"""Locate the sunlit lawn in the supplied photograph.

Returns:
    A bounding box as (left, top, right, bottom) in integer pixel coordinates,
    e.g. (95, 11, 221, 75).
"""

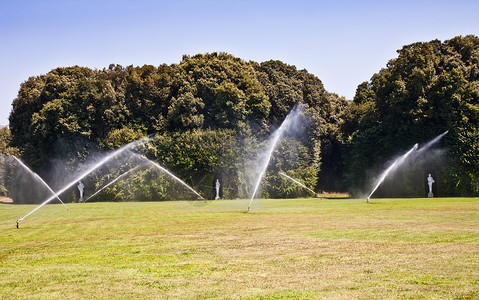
(1, 197, 479, 299)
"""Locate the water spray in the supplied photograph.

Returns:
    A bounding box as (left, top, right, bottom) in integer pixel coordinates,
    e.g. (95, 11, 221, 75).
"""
(248, 105, 304, 211)
(9, 154, 69, 211)
(15, 135, 152, 227)
(279, 172, 317, 196)
(248, 128, 283, 211)
(365, 131, 448, 202)
(415, 131, 448, 156)
(133, 153, 205, 200)
(84, 164, 145, 203)
(366, 143, 418, 202)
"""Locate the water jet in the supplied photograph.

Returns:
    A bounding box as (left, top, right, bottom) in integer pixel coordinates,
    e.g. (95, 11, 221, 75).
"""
(366, 143, 418, 202)
(248, 105, 304, 211)
(9, 154, 68, 210)
(84, 163, 145, 203)
(279, 172, 317, 196)
(133, 153, 205, 200)
(365, 131, 448, 202)
(15, 135, 152, 226)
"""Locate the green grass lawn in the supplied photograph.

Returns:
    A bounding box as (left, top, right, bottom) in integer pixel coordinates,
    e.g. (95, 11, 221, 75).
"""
(1, 197, 479, 299)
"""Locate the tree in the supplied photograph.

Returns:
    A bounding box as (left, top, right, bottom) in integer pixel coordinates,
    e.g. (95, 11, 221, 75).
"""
(7, 53, 349, 201)
(344, 35, 479, 196)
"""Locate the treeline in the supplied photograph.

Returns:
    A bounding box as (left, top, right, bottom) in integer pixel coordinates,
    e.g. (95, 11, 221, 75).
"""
(344, 35, 479, 196)
(2, 35, 479, 202)
(4, 52, 347, 202)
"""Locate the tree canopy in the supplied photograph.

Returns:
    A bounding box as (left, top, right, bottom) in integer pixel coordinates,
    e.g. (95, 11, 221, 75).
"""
(344, 35, 479, 196)
(7, 53, 347, 202)
(5, 35, 479, 202)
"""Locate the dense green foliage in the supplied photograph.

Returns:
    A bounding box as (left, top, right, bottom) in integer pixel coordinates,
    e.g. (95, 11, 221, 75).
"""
(7, 53, 347, 203)
(5, 35, 479, 202)
(344, 35, 479, 196)
(0, 127, 19, 197)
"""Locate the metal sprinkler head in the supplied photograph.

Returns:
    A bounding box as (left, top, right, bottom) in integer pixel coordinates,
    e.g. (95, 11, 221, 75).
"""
(16, 220, 19, 229)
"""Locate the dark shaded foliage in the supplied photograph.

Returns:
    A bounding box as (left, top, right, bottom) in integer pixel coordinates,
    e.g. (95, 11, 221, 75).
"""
(344, 35, 479, 197)
(7, 53, 347, 202)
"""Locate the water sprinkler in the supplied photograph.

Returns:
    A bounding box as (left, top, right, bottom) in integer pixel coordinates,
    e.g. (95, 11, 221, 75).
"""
(10, 154, 69, 211)
(14, 136, 150, 226)
(16, 219, 20, 228)
(279, 172, 317, 195)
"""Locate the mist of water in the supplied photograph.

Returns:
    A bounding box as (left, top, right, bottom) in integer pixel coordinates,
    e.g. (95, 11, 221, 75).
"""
(84, 164, 145, 203)
(133, 153, 205, 200)
(414, 131, 448, 157)
(16, 135, 151, 226)
(365, 130, 449, 201)
(366, 143, 418, 201)
(248, 105, 303, 211)
(9, 155, 69, 210)
(279, 172, 317, 196)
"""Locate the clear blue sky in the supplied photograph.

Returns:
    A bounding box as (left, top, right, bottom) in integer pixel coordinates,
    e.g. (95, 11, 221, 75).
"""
(1, 0, 478, 126)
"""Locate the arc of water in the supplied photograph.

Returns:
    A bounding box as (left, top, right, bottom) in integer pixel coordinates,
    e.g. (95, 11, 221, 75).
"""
(16, 136, 151, 227)
(10, 154, 68, 210)
(365, 131, 448, 202)
(279, 172, 317, 196)
(366, 160, 398, 202)
(415, 131, 448, 157)
(248, 128, 283, 211)
(366, 143, 418, 202)
(247, 105, 304, 211)
(396, 143, 419, 166)
(84, 164, 145, 203)
(133, 153, 205, 200)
